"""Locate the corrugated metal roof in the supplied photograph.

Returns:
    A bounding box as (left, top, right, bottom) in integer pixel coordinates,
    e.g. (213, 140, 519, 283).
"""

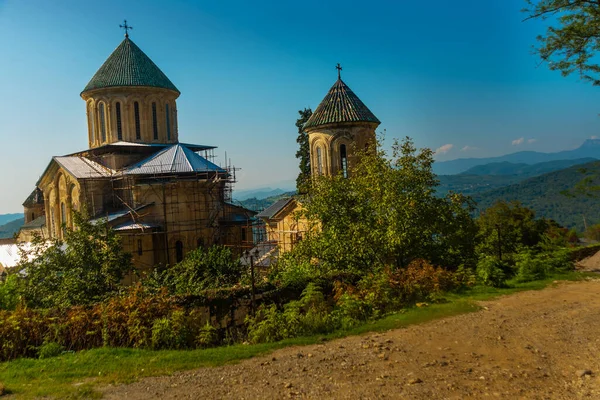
(125, 144, 225, 175)
(54, 156, 114, 179)
(0, 244, 19, 268)
(113, 222, 160, 231)
(304, 78, 380, 130)
(82, 38, 179, 94)
(256, 198, 294, 219)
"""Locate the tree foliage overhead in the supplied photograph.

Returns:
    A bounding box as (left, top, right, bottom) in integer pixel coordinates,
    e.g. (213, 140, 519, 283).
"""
(295, 108, 313, 193)
(524, 0, 600, 85)
(288, 137, 477, 275)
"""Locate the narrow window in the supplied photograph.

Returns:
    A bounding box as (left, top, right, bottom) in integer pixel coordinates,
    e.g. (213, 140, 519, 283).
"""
(197, 238, 204, 248)
(115, 102, 122, 140)
(340, 144, 348, 178)
(317, 147, 323, 175)
(30, 212, 34, 221)
(175, 240, 184, 262)
(137, 239, 143, 256)
(134, 101, 141, 140)
(60, 202, 67, 235)
(166, 103, 171, 140)
(51, 209, 56, 238)
(152, 102, 158, 140)
(241, 227, 247, 242)
(88, 104, 96, 144)
(99, 103, 106, 143)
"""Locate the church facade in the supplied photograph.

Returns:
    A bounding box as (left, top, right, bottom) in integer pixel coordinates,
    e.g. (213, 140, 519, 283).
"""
(256, 68, 380, 258)
(18, 32, 255, 273)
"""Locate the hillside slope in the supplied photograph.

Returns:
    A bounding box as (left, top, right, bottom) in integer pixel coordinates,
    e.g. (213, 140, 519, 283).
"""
(0, 217, 24, 239)
(473, 161, 600, 231)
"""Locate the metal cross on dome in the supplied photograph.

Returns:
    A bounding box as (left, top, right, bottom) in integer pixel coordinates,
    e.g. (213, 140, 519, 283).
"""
(120, 20, 133, 38)
(336, 63, 342, 79)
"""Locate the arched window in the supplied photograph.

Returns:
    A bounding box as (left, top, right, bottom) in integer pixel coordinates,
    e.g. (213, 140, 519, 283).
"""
(99, 103, 107, 143)
(166, 103, 171, 140)
(317, 147, 323, 175)
(87, 103, 96, 144)
(30, 213, 34, 221)
(115, 102, 123, 140)
(137, 239, 143, 256)
(152, 102, 158, 140)
(134, 101, 141, 140)
(340, 144, 348, 178)
(175, 240, 184, 263)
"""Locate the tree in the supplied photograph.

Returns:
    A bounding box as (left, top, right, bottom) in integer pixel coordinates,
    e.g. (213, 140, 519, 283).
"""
(476, 201, 549, 260)
(295, 108, 313, 193)
(159, 245, 242, 294)
(16, 212, 133, 308)
(289, 136, 477, 275)
(524, 0, 600, 85)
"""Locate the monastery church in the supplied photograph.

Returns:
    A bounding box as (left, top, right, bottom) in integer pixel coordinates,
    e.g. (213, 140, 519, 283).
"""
(1, 26, 381, 272)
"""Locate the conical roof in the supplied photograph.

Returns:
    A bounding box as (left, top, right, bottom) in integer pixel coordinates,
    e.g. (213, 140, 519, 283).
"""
(82, 37, 179, 94)
(304, 79, 380, 130)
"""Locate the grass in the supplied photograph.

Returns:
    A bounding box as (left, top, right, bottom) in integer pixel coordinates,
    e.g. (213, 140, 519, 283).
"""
(0, 270, 596, 399)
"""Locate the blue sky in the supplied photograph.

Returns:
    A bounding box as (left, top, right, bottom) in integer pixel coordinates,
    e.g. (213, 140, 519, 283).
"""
(0, 0, 599, 213)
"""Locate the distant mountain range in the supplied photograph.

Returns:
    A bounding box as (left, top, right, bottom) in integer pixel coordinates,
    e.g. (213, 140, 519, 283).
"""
(434, 139, 600, 175)
(0, 213, 23, 226)
(0, 217, 24, 239)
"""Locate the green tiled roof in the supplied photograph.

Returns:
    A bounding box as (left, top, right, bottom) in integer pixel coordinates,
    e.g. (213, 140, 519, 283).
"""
(82, 38, 179, 94)
(304, 78, 380, 130)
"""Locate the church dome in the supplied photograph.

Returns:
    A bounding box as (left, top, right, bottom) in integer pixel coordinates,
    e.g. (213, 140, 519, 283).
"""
(81, 37, 179, 95)
(304, 78, 380, 130)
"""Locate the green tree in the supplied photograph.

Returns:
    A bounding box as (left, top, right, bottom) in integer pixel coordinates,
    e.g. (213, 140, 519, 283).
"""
(295, 108, 313, 193)
(289, 136, 477, 275)
(160, 245, 242, 294)
(16, 212, 133, 308)
(476, 201, 549, 261)
(524, 0, 600, 85)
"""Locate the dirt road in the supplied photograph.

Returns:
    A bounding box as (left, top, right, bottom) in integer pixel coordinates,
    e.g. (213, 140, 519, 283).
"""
(103, 279, 600, 399)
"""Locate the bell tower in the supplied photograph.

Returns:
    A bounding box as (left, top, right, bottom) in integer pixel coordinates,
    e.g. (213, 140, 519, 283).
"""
(80, 21, 180, 149)
(304, 65, 380, 178)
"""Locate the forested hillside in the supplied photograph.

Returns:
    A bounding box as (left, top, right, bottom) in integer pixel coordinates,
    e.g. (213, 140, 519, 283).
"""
(473, 161, 600, 231)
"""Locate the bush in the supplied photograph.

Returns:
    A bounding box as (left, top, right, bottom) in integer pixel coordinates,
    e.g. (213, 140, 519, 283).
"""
(0, 274, 20, 311)
(38, 342, 63, 359)
(196, 322, 219, 348)
(514, 251, 547, 283)
(246, 283, 336, 343)
(476, 256, 509, 287)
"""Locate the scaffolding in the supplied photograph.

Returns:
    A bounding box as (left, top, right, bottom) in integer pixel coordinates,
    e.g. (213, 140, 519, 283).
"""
(69, 144, 257, 270)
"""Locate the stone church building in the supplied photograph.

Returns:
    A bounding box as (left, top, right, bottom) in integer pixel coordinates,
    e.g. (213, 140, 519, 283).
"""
(17, 32, 255, 272)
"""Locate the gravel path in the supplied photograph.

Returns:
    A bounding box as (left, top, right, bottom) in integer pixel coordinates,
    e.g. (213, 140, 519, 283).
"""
(102, 279, 600, 399)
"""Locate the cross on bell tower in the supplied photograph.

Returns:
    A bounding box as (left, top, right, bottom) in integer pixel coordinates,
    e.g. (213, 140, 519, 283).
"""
(336, 63, 342, 79)
(120, 19, 133, 38)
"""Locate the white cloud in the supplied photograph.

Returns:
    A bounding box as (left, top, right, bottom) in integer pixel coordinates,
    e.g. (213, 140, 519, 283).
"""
(512, 137, 525, 145)
(461, 145, 477, 152)
(527, 138, 537, 144)
(435, 144, 454, 155)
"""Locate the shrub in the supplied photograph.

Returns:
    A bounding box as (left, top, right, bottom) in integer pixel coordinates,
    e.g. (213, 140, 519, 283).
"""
(476, 256, 509, 287)
(151, 311, 189, 350)
(38, 342, 63, 359)
(514, 251, 546, 283)
(196, 322, 219, 348)
(0, 274, 20, 311)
